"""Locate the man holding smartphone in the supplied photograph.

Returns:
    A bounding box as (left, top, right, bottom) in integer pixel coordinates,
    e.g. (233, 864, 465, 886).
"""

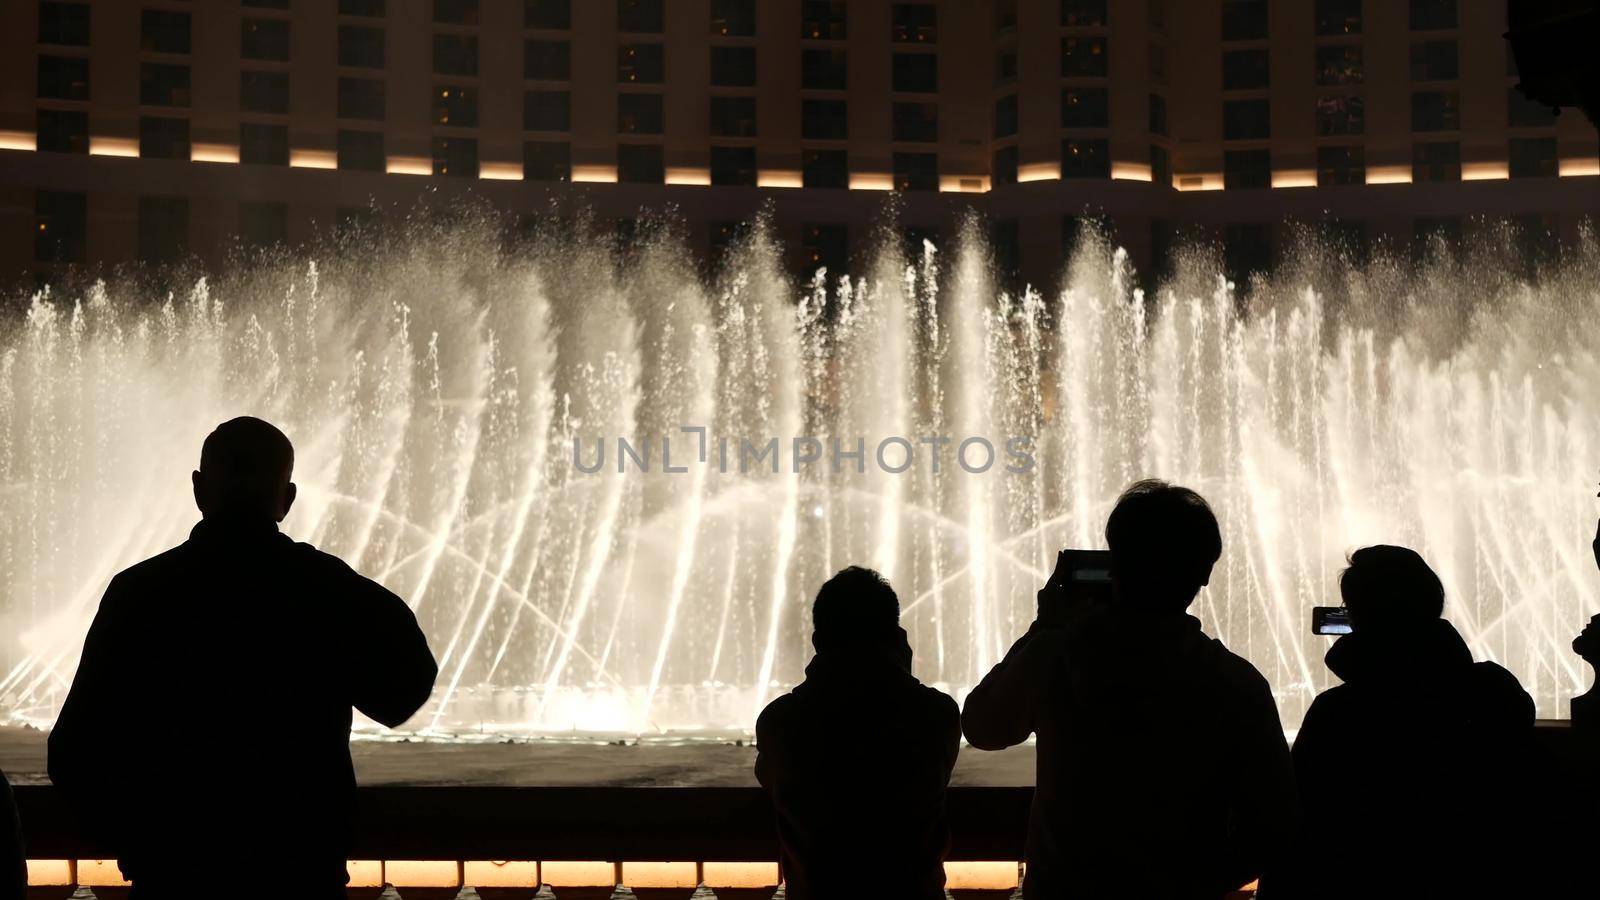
(962, 480, 1297, 899)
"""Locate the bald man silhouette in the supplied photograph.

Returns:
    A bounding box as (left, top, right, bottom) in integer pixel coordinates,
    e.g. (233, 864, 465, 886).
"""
(49, 417, 438, 900)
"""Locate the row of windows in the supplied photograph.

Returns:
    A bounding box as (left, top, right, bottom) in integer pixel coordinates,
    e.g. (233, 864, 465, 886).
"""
(1213, 138, 1561, 189)
(1222, 41, 1467, 91)
(1223, 0, 1462, 42)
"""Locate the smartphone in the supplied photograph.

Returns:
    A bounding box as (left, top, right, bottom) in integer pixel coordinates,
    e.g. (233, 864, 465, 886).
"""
(1312, 606, 1352, 635)
(1057, 549, 1115, 603)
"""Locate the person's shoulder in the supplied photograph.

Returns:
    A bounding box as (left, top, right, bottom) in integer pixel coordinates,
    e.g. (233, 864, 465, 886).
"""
(1468, 660, 1534, 715)
(755, 692, 799, 737)
(912, 681, 961, 723)
(107, 542, 193, 590)
(1206, 639, 1274, 695)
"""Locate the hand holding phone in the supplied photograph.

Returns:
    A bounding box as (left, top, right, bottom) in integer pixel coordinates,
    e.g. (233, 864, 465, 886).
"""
(1038, 549, 1115, 626)
(1312, 606, 1352, 635)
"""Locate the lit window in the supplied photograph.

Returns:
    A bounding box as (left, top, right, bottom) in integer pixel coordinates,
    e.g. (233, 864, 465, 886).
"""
(1315, 45, 1362, 86)
(433, 85, 478, 127)
(1061, 139, 1109, 178)
(618, 44, 665, 83)
(892, 4, 937, 42)
(1060, 37, 1107, 78)
(1316, 94, 1364, 135)
(710, 0, 755, 36)
(432, 136, 479, 177)
(801, 1, 847, 39)
(1314, 0, 1361, 35)
(35, 190, 86, 263)
(1061, 87, 1109, 127)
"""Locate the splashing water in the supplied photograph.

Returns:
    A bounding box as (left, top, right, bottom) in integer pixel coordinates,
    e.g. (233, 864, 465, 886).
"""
(1, 218, 1597, 736)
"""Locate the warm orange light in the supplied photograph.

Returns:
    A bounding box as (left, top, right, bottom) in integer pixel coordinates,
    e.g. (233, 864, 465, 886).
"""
(665, 166, 712, 186)
(386, 155, 432, 176)
(191, 143, 240, 164)
(346, 860, 385, 888)
(757, 169, 803, 188)
(944, 861, 1021, 890)
(621, 861, 698, 888)
(89, 136, 139, 158)
(939, 174, 989, 193)
(464, 860, 539, 889)
(1559, 157, 1600, 177)
(701, 862, 780, 888)
(76, 860, 129, 887)
(541, 861, 616, 888)
(1111, 161, 1153, 182)
(289, 148, 338, 169)
(26, 860, 74, 887)
(1366, 165, 1413, 185)
(1461, 161, 1510, 181)
(1175, 173, 1225, 191)
(0, 130, 36, 151)
(849, 172, 894, 190)
(571, 164, 620, 183)
(1271, 169, 1317, 189)
(480, 161, 525, 180)
(1017, 162, 1061, 183)
(385, 860, 461, 889)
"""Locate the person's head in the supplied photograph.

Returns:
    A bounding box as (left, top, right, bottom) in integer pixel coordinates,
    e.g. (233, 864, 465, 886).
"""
(812, 566, 902, 655)
(1574, 614, 1600, 664)
(192, 417, 296, 523)
(1104, 479, 1222, 613)
(1339, 545, 1444, 633)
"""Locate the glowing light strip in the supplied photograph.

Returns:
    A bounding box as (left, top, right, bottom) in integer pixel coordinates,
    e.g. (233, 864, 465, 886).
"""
(939, 174, 989, 192)
(346, 861, 384, 889)
(289, 148, 337, 169)
(945, 861, 1021, 890)
(849, 172, 894, 190)
(1271, 169, 1316, 189)
(665, 166, 711, 185)
(191, 143, 240, 164)
(385, 860, 462, 889)
(757, 169, 803, 188)
(75, 860, 129, 888)
(385, 155, 431, 175)
(25, 860, 73, 887)
(464, 860, 539, 888)
(89, 136, 138, 158)
(540, 861, 616, 888)
(1559, 156, 1600, 177)
(1461, 161, 1510, 181)
(1175, 173, 1224, 191)
(571, 164, 619, 183)
(1366, 165, 1413, 185)
(621, 861, 699, 888)
(480, 161, 524, 180)
(1017, 162, 1060, 183)
(1111, 161, 1152, 182)
(702, 861, 781, 888)
(0, 130, 36, 151)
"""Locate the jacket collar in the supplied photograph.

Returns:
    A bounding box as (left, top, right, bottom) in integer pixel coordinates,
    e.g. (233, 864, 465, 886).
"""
(1325, 618, 1474, 685)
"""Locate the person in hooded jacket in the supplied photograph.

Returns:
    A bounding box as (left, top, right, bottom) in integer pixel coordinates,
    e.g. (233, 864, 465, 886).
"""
(1288, 545, 1536, 900)
(754, 566, 961, 900)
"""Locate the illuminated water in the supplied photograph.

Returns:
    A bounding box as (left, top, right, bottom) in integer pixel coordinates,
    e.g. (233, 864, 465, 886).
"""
(2, 218, 1596, 735)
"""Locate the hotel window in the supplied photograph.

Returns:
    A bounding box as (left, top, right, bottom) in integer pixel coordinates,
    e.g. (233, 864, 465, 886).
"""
(1413, 216, 1462, 259)
(1411, 91, 1458, 131)
(892, 4, 937, 43)
(711, 96, 757, 136)
(1315, 45, 1362, 85)
(433, 86, 477, 127)
(242, 18, 290, 62)
(619, 0, 664, 33)
(1221, 0, 1268, 41)
(1223, 99, 1270, 140)
(140, 63, 191, 107)
(337, 129, 385, 171)
(432, 136, 478, 177)
(711, 47, 757, 86)
(524, 90, 569, 131)
(241, 71, 290, 114)
(1316, 94, 1364, 135)
(893, 102, 937, 143)
(38, 2, 89, 46)
(524, 140, 570, 181)
(617, 143, 664, 183)
(341, 0, 385, 15)
(710, 221, 743, 268)
(1409, 0, 1455, 31)
(1061, 87, 1109, 128)
(1317, 145, 1364, 185)
(994, 95, 1017, 138)
(803, 149, 848, 188)
(37, 56, 88, 101)
(140, 116, 189, 159)
(527, 0, 569, 29)
(138, 196, 188, 263)
(240, 123, 288, 165)
(893, 152, 938, 191)
(141, 10, 191, 54)
(802, 99, 848, 139)
(1409, 41, 1457, 81)
(1062, 139, 1109, 178)
(1225, 225, 1272, 283)
(618, 92, 664, 134)
(1061, 0, 1107, 28)
(801, 1, 848, 40)
(892, 53, 937, 92)
(802, 49, 847, 90)
(526, 41, 570, 80)
(433, 0, 479, 25)
(1315, 0, 1361, 35)
(35, 190, 86, 263)
(1508, 88, 1557, 128)
(1148, 94, 1167, 135)
(240, 202, 288, 250)
(1149, 44, 1166, 83)
(992, 145, 1018, 186)
(1509, 137, 1557, 178)
(337, 207, 376, 236)
(433, 35, 478, 77)
(711, 146, 757, 186)
(337, 77, 385, 120)
(802, 224, 848, 276)
(340, 27, 385, 68)
(1224, 149, 1270, 188)
(1151, 144, 1171, 186)
(619, 44, 665, 83)
(996, 49, 1017, 85)
(1060, 38, 1107, 78)
(711, 0, 756, 36)
(37, 109, 86, 153)
(1222, 49, 1269, 90)
(1412, 140, 1460, 181)
(991, 219, 1018, 285)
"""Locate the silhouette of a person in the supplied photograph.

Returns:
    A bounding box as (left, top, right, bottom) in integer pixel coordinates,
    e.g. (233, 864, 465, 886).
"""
(48, 417, 438, 900)
(963, 479, 1297, 899)
(754, 566, 960, 900)
(1287, 545, 1534, 899)
(0, 768, 21, 900)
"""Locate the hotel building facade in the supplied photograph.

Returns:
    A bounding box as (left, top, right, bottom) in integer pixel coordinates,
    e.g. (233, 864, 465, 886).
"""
(2, 0, 1597, 290)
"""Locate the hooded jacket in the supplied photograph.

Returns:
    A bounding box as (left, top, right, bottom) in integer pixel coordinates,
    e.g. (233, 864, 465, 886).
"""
(1287, 618, 1535, 900)
(963, 605, 1298, 900)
